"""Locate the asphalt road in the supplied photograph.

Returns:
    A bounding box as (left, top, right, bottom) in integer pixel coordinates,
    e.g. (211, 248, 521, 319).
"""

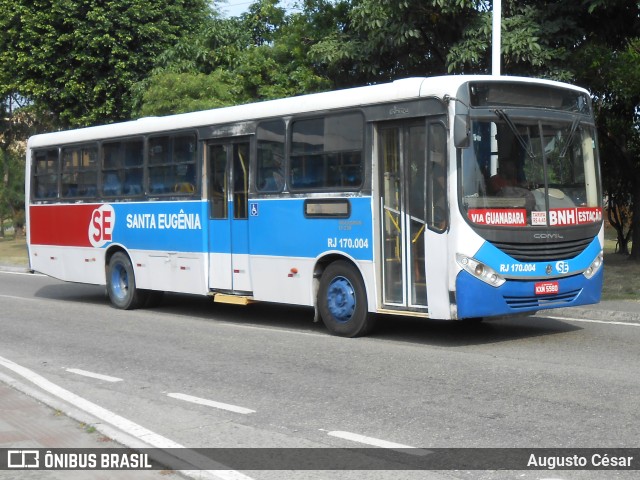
(1, 270, 639, 480)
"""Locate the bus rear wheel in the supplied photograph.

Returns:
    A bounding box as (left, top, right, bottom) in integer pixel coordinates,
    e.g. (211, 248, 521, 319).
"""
(106, 252, 147, 310)
(318, 260, 374, 337)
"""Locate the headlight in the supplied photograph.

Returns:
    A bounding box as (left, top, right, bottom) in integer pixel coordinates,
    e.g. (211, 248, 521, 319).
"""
(583, 250, 604, 279)
(456, 254, 506, 287)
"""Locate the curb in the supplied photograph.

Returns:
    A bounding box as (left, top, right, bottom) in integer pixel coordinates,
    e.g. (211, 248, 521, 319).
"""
(0, 369, 246, 480)
(0, 264, 31, 274)
(542, 306, 640, 325)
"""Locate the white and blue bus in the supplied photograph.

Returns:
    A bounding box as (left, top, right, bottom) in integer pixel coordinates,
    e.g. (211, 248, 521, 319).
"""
(26, 76, 604, 336)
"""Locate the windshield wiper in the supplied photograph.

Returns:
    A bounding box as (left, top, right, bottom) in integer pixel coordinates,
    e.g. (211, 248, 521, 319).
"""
(559, 116, 580, 158)
(493, 109, 536, 160)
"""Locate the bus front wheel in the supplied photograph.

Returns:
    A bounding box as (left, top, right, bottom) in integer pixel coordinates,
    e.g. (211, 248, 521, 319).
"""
(318, 261, 374, 337)
(106, 252, 147, 310)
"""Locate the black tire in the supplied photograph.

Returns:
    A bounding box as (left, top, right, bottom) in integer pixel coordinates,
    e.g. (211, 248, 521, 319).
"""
(317, 260, 374, 337)
(106, 252, 147, 310)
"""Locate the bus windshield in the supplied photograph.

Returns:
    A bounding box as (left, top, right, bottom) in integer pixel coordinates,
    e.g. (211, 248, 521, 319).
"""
(460, 114, 602, 228)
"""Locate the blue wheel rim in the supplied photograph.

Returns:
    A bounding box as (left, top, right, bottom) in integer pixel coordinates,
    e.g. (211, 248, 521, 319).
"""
(110, 263, 129, 301)
(326, 276, 356, 323)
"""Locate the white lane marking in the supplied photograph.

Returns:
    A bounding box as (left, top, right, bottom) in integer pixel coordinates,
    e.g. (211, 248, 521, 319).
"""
(218, 322, 325, 337)
(0, 294, 36, 301)
(324, 430, 430, 456)
(0, 270, 44, 276)
(0, 355, 254, 480)
(66, 368, 123, 383)
(167, 392, 255, 415)
(543, 316, 640, 327)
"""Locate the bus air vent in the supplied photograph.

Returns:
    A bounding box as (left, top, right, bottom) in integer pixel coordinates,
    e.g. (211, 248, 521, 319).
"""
(492, 237, 592, 262)
(504, 289, 582, 309)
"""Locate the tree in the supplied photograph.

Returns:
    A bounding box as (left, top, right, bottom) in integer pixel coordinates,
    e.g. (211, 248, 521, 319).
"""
(137, 71, 245, 117)
(0, 0, 209, 128)
(576, 38, 640, 257)
(311, 0, 485, 86)
(569, 1, 640, 258)
(0, 94, 32, 236)
(134, 0, 339, 116)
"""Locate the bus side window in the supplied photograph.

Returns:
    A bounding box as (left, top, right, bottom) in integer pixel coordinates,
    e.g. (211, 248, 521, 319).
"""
(61, 144, 98, 198)
(256, 120, 285, 193)
(102, 139, 143, 198)
(209, 144, 228, 219)
(33, 149, 59, 200)
(428, 123, 447, 232)
(233, 143, 249, 219)
(289, 113, 364, 191)
(148, 133, 197, 195)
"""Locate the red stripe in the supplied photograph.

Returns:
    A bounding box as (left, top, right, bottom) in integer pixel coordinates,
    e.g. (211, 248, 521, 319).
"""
(29, 204, 97, 247)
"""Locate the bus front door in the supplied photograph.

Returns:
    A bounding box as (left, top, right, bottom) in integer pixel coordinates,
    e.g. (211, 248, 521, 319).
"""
(379, 122, 429, 309)
(207, 140, 252, 293)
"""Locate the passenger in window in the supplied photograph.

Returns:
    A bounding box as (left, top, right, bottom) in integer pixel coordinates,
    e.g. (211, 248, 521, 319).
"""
(260, 154, 284, 192)
(489, 159, 519, 194)
(489, 158, 536, 213)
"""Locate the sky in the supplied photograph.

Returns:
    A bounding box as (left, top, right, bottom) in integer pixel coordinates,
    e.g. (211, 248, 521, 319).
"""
(218, 0, 300, 17)
(219, 0, 253, 17)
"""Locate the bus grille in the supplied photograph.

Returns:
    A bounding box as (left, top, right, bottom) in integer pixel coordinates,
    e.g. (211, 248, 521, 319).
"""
(492, 237, 592, 262)
(504, 289, 582, 309)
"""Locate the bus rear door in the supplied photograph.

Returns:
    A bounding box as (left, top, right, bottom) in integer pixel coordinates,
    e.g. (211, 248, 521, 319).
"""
(207, 139, 252, 293)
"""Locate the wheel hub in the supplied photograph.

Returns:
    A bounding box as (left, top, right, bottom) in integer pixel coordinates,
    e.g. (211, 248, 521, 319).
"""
(326, 276, 356, 323)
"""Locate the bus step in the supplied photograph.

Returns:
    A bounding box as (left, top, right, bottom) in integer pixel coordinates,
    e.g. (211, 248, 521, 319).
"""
(209, 293, 256, 305)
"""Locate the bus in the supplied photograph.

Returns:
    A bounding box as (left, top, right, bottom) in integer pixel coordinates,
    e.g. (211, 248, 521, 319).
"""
(26, 76, 604, 337)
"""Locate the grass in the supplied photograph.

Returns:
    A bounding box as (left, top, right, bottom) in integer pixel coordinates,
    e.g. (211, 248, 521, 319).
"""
(0, 234, 28, 267)
(1, 227, 638, 301)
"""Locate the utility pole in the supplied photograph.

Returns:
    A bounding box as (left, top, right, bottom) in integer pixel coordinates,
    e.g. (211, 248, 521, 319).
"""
(492, 0, 502, 76)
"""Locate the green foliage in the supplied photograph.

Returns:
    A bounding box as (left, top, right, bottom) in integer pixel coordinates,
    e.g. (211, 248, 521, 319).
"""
(0, 0, 209, 127)
(134, 0, 336, 115)
(447, 2, 582, 79)
(0, 148, 25, 231)
(575, 35, 640, 256)
(311, 0, 484, 84)
(138, 71, 245, 117)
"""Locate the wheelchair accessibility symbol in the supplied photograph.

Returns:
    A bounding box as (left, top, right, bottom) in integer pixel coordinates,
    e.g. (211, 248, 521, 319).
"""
(250, 203, 259, 216)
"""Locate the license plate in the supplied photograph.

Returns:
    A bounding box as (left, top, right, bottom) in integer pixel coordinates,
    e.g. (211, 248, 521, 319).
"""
(535, 281, 559, 295)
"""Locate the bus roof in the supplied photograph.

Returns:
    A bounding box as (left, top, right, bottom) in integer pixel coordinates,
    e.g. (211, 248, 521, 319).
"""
(27, 75, 589, 149)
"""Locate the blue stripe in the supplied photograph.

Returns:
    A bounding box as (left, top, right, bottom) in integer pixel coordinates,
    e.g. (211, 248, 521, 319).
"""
(248, 198, 374, 260)
(456, 267, 603, 318)
(111, 201, 207, 252)
(473, 236, 602, 278)
(108, 198, 375, 261)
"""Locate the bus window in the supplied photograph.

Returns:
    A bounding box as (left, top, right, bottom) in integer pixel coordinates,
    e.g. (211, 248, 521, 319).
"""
(33, 149, 59, 200)
(256, 120, 285, 192)
(428, 123, 447, 231)
(102, 138, 143, 197)
(209, 144, 227, 219)
(290, 113, 364, 191)
(233, 143, 249, 219)
(61, 144, 98, 198)
(148, 133, 197, 195)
